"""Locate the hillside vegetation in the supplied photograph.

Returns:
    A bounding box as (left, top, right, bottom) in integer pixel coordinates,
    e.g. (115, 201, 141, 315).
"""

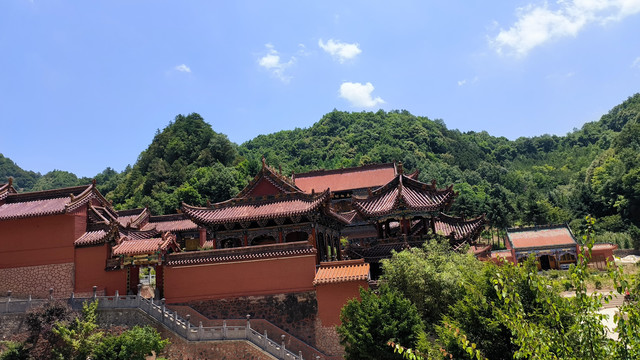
(2, 94, 639, 246)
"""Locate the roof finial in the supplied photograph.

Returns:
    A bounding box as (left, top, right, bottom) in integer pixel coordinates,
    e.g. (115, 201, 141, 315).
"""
(279, 164, 282, 175)
(431, 179, 437, 189)
(8, 177, 13, 187)
(261, 156, 266, 168)
(397, 162, 403, 175)
(92, 178, 97, 186)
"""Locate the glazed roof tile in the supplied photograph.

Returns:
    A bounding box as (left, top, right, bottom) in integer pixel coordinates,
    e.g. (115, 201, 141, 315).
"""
(121, 228, 159, 240)
(0, 181, 17, 201)
(313, 259, 370, 285)
(0, 184, 112, 221)
(182, 191, 331, 225)
(115, 208, 148, 228)
(112, 234, 177, 256)
(165, 241, 315, 266)
(433, 213, 486, 241)
(353, 175, 454, 217)
(141, 214, 198, 232)
(293, 163, 397, 193)
(75, 230, 109, 246)
(507, 225, 578, 250)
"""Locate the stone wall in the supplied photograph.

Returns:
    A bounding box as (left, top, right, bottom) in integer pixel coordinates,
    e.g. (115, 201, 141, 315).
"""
(180, 291, 318, 346)
(314, 319, 345, 357)
(0, 313, 28, 341)
(0, 262, 74, 298)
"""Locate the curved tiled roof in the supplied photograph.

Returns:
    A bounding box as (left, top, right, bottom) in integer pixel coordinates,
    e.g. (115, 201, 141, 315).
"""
(313, 259, 370, 285)
(353, 175, 455, 217)
(112, 233, 178, 256)
(507, 225, 578, 250)
(116, 208, 150, 229)
(0, 183, 112, 221)
(75, 230, 108, 246)
(182, 190, 331, 225)
(0, 181, 17, 201)
(433, 213, 486, 241)
(141, 213, 198, 232)
(165, 241, 315, 266)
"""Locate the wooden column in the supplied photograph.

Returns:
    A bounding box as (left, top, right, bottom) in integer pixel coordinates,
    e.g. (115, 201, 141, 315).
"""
(243, 232, 248, 247)
(278, 228, 284, 243)
(199, 227, 207, 248)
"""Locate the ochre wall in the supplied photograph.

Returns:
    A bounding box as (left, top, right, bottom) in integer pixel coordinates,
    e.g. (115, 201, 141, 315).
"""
(0, 213, 82, 268)
(74, 244, 126, 296)
(316, 280, 367, 326)
(164, 254, 317, 303)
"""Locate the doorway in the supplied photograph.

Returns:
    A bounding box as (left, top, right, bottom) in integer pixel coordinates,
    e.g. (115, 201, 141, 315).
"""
(539, 255, 552, 270)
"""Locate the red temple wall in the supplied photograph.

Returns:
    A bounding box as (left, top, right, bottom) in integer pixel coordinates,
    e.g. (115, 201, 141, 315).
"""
(316, 280, 367, 326)
(74, 244, 126, 296)
(246, 178, 283, 197)
(0, 213, 81, 268)
(163, 254, 317, 303)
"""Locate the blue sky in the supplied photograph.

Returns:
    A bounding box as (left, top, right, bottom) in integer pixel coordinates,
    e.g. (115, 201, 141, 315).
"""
(1, 1, 639, 178)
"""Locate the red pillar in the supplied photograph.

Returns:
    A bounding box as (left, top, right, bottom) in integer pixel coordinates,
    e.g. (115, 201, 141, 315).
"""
(199, 227, 207, 247)
(155, 266, 164, 299)
(243, 233, 248, 247)
(278, 229, 284, 243)
(129, 266, 139, 295)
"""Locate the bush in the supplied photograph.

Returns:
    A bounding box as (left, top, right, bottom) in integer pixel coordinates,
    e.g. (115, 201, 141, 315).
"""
(0, 342, 29, 360)
(92, 326, 169, 360)
(338, 285, 424, 360)
(594, 278, 603, 290)
(563, 280, 573, 291)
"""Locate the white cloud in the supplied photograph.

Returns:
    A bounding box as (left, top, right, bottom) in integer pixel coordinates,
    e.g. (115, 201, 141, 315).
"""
(492, 0, 640, 56)
(258, 44, 296, 82)
(633, 56, 640, 68)
(339, 82, 385, 108)
(175, 64, 191, 73)
(457, 76, 479, 86)
(318, 39, 362, 63)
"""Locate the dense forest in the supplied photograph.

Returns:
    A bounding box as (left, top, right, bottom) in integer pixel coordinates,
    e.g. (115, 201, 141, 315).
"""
(2, 94, 640, 247)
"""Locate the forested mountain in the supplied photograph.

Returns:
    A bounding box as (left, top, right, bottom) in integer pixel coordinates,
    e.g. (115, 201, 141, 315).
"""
(2, 94, 639, 246)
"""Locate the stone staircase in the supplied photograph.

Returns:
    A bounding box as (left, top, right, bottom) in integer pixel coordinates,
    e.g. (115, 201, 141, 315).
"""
(169, 305, 341, 360)
(0, 289, 324, 360)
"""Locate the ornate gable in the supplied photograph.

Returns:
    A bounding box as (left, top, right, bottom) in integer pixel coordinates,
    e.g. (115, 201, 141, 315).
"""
(236, 157, 301, 198)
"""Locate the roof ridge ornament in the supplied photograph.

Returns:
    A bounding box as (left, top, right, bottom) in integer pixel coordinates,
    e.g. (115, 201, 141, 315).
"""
(397, 162, 403, 175)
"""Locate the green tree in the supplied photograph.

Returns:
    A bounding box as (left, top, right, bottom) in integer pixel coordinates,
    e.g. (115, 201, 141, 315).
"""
(338, 285, 424, 360)
(50, 300, 103, 360)
(92, 326, 169, 360)
(381, 240, 482, 328)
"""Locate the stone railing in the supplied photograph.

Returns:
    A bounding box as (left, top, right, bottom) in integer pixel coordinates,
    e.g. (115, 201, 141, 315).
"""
(0, 286, 325, 360)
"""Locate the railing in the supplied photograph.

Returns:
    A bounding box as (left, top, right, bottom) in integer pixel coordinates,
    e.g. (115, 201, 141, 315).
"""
(0, 286, 315, 360)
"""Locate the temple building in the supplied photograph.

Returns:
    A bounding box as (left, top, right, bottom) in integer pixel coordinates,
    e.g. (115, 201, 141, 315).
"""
(0, 160, 487, 358)
(503, 224, 617, 270)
